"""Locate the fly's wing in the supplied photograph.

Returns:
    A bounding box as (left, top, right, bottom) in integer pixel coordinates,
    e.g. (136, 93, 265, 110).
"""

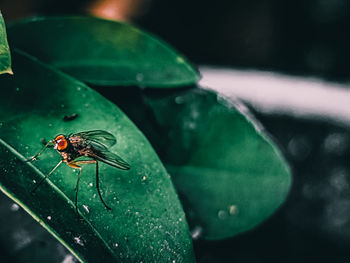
(74, 130, 130, 170)
(73, 130, 116, 148)
(91, 149, 131, 170)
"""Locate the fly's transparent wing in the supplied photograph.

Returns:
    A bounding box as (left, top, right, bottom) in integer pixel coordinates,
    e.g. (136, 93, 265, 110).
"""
(73, 130, 130, 170)
(73, 130, 116, 148)
(91, 150, 130, 170)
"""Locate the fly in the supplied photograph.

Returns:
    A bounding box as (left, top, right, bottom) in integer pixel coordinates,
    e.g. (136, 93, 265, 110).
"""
(26, 130, 130, 213)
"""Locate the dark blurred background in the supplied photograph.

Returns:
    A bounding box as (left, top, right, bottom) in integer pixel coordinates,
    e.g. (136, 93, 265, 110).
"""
(139, 0, 350, 82)
(3, 0, 350, 81)
(1, 0, 350, 262)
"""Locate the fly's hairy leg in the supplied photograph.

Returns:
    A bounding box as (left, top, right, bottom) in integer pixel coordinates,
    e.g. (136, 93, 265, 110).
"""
(26, 140, 54, 162)
(68, 159, 111, 212)
(68, 161, 84, 214)
(95, 161, 112, 210)
(31, 160, 63, 193)
(75, 168, 82, 215)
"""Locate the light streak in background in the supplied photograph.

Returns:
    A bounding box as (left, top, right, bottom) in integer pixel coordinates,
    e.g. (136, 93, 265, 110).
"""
(200, 66, 350, 126)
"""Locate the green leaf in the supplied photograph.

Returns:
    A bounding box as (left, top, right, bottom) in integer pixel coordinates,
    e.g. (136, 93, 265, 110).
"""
(117, 88, 292, 240)
(0, 11, 12, 75)
(7, 16, 199, 88)
(0, 51, 195, 262)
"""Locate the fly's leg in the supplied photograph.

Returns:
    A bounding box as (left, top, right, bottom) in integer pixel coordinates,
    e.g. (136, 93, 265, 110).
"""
(67, 161, 83, 215)
(75, 168, 82, 215)
(95, 161, 112, 210)
(68, 159, 111, 213)
(31, 160, 63, 193)
(26, 140, 54, 162)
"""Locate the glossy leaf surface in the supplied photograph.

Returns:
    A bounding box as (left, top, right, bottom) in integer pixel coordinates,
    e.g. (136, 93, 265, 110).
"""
(0, 51, 195, 262)
(0, 11, 12, 75)
(7, 16, 199, 88)
(141, 89, 292, 239)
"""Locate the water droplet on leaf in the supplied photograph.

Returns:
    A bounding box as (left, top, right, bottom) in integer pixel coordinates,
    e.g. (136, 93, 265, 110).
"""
(229, 205, 238, 215)
(136, 73, 144, 82)
(218, 210, 228, 220)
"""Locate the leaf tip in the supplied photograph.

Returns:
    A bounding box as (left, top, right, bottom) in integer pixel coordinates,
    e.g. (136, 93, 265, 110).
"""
(0, 67, 13, 75)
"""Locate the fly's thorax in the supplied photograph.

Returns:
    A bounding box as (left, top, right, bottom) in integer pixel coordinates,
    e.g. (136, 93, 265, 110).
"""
(68, 135, 88, 150)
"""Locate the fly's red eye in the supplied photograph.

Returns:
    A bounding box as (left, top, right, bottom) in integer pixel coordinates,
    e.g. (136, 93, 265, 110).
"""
(57, 139, 68, 151)
(55, 135, 65, 141)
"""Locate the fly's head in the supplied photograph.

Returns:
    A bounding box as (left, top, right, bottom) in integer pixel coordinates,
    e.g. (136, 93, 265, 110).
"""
(54, 134, 69, 152)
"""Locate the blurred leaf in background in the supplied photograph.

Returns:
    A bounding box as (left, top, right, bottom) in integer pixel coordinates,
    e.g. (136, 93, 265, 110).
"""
(7, 16, 200, 88)
(143, 89, 291, 239)
(0, 11, 12, 75)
